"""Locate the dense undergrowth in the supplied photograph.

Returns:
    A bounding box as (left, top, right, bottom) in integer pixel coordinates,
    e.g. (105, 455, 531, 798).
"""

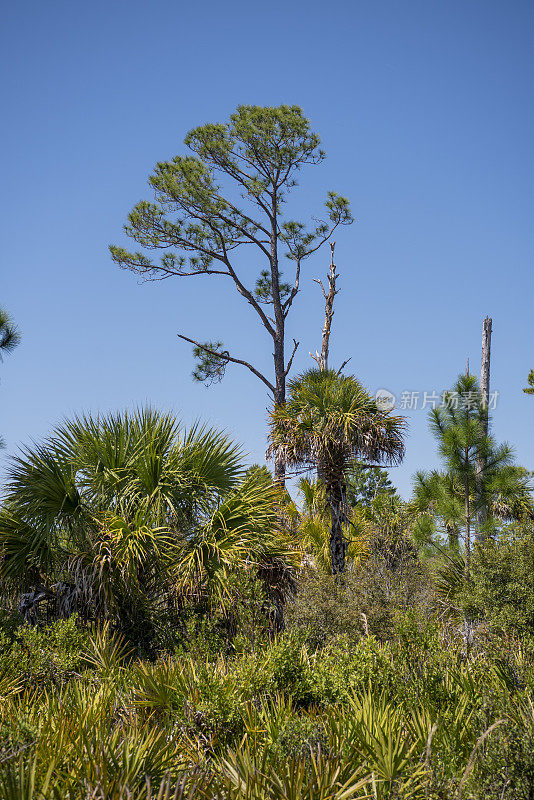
(1, 398, 533, 798)
(1, 608, 534, 799)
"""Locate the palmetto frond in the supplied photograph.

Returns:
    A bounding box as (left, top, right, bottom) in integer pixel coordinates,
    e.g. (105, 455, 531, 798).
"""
(68, 503, 177, 617)
(48, 410, 243, 522)
(173, 470, 299, 606)
(0, 505, 57, 585)
(268, 369, 406, 478)
(0, 409, 283, 615)
(298, 477, 328, 519)
(487, 465, 534, 521)
(7, 441, 83, 526)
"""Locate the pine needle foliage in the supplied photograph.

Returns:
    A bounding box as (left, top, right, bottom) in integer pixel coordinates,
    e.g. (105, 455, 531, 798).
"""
(412, 373, 534, 559)
(524, 369, 534, 395)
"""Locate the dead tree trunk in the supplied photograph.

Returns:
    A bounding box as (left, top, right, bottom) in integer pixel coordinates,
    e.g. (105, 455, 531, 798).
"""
(476, 316, 492, 541)
(311, 242, 339, 371)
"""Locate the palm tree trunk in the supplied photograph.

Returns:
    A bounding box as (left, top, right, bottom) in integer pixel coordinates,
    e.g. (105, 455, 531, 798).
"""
(327, 479, 346, 574)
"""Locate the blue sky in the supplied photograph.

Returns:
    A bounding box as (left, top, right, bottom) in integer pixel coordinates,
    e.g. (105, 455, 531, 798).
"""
(2, 0, 533, 497)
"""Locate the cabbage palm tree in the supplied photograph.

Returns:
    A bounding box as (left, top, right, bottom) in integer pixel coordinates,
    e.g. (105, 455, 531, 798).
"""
(268, 369, 406, 574)
(294, 477, 367, 573)
(0, 409, 295, 628)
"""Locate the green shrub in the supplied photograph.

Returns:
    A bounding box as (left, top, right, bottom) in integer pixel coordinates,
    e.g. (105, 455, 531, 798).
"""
(267, 632, 314, 704)
(286, 557, 432, 646)
(0, 615, 89, 688)
(462, 528, 534, 637)
(284, 570, 366, 646)
(309, 634, 394, 703)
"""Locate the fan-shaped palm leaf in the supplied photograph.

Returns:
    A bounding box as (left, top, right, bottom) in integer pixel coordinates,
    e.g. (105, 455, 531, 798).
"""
(268, 369, 406, 574)
(174, 471, 299, 607)
(0, 409, 269, 623)
(0, 506, 56, 585)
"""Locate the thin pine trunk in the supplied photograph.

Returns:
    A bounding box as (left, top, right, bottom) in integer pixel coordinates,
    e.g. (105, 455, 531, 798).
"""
(465, 451, 471, 578)
(476, 316, 492, 541)
(271, 193, 286, 485)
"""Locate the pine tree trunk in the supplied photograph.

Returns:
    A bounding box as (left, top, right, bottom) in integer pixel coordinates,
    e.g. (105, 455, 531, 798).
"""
(476, 316, 492, 541)
(465, 452, 471, 578)
(271, 196, 286, 485)
(273, 370, 286, 484)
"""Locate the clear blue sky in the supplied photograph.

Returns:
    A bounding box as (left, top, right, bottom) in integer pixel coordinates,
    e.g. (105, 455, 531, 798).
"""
(2, 0, 533, 497)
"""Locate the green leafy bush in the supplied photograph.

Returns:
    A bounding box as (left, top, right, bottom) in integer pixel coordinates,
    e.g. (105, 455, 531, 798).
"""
(461, 528, 534, 636)
(0, 615, 89, 688)
(286, 554, 431, 646)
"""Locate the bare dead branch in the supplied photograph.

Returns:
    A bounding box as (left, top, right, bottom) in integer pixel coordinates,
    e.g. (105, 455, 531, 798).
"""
(284, 339, 300, 377)
(313, 278, 328, 300)
(310, 349, 322, 367)
(312, 242, 339, 371)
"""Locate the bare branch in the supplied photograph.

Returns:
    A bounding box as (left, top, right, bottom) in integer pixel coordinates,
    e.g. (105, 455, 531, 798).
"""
(206, 230, 276, 339)
(313, 278, 328, 300)
(284, 339, 300, 377)
(310, 349, 322, 367)
(337, 357, 352, 374)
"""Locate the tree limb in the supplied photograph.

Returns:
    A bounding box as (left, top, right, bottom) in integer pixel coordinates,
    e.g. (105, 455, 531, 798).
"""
(177, 334, 275, 393)
(283, 257, 302, 314)
(337, 357, 351, 374)
(284, 339, 300, 377)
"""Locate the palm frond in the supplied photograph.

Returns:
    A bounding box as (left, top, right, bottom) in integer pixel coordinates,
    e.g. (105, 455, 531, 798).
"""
(268, 369, 406, 476)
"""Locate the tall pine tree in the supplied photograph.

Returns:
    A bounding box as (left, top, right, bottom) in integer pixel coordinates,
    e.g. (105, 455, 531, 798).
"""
(413, 373, 533, 574)
(111, 105, 352, 482)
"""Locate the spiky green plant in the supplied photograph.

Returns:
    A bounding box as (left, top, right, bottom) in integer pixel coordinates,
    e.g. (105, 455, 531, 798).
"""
(0, 409, 296, 628)
(0, 307, 20, 361)
(268, 369, 406, 574)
